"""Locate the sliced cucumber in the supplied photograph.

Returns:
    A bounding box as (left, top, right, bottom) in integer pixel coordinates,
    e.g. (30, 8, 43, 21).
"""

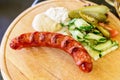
(84, 33, 106, 42)
(112, 41, 119, 46)
(68, 18, 76, 25)
(74, 19, 93, 31)
(92, 29, 101, 35)
(74, 19, 90, 27)
(69, 29, 84, 40)
(84, 46, 100, 60)
(100, 45, 119, 57)
(84, 41, 119, 60)
(78, 26, 93, 31)
(65, 16, 119, 61)
(68, 24, 76, 30)
(93, 40, 112, 51)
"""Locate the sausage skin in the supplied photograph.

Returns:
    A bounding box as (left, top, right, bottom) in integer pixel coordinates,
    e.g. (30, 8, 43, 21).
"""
(10, 32, 92, 72)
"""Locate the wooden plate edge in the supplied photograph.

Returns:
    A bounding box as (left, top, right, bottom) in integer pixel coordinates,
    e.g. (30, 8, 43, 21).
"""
(0, 0, 119, 80)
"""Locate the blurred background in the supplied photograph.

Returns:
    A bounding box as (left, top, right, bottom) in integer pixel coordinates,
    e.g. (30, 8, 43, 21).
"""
(0, 0, 118, 80)
(0, 0, 34, 43)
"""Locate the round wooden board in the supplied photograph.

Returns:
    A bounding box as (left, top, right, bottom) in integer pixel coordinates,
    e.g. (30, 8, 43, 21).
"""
(1, 0, 120, 80)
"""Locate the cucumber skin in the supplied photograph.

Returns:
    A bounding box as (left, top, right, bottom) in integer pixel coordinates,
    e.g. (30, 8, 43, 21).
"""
(101, 45, 119, 57)
(69, 30, 84, 40)
(84, 33, 107, 42)
(84, 46, 100, 60)
(69, 18, 93, 31)
(93, 40, 112, 51)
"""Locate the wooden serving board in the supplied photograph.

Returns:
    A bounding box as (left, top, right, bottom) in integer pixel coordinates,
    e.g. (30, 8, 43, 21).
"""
(1, 0, 120, 80)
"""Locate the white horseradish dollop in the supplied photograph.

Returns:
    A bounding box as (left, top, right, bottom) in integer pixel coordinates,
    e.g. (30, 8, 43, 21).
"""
(44, 7, 69, 23)
(32, 7, 69, 32)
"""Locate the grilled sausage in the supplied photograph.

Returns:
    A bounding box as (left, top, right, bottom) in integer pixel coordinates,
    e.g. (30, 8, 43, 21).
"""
(10, 32, 92, 72)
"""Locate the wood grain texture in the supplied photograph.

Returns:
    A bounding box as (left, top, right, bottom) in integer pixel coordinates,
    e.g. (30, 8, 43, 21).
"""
(1, 0, 120, 80)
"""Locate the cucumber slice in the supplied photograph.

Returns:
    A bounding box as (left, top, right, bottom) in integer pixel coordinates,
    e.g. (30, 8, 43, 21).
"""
(92, 29, 101, 34)
(93, 40, 112, 51)
(84, 33, 106, 42)
(101, 45, 119, 56)
(68, 18, 77, 25)
(68, 24, 76, 30)
(74, 19, 90, 28)
(74, 19, 93, 31)
(84, 41, 119, 60)
(112, 41, 119, 46)
(84, 46, 100, 60)
(69, 30, 84, 40)
(78, 26, 93, 31)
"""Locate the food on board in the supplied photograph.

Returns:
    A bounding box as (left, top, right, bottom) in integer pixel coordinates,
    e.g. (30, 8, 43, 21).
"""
(10, 32, 92, 72)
